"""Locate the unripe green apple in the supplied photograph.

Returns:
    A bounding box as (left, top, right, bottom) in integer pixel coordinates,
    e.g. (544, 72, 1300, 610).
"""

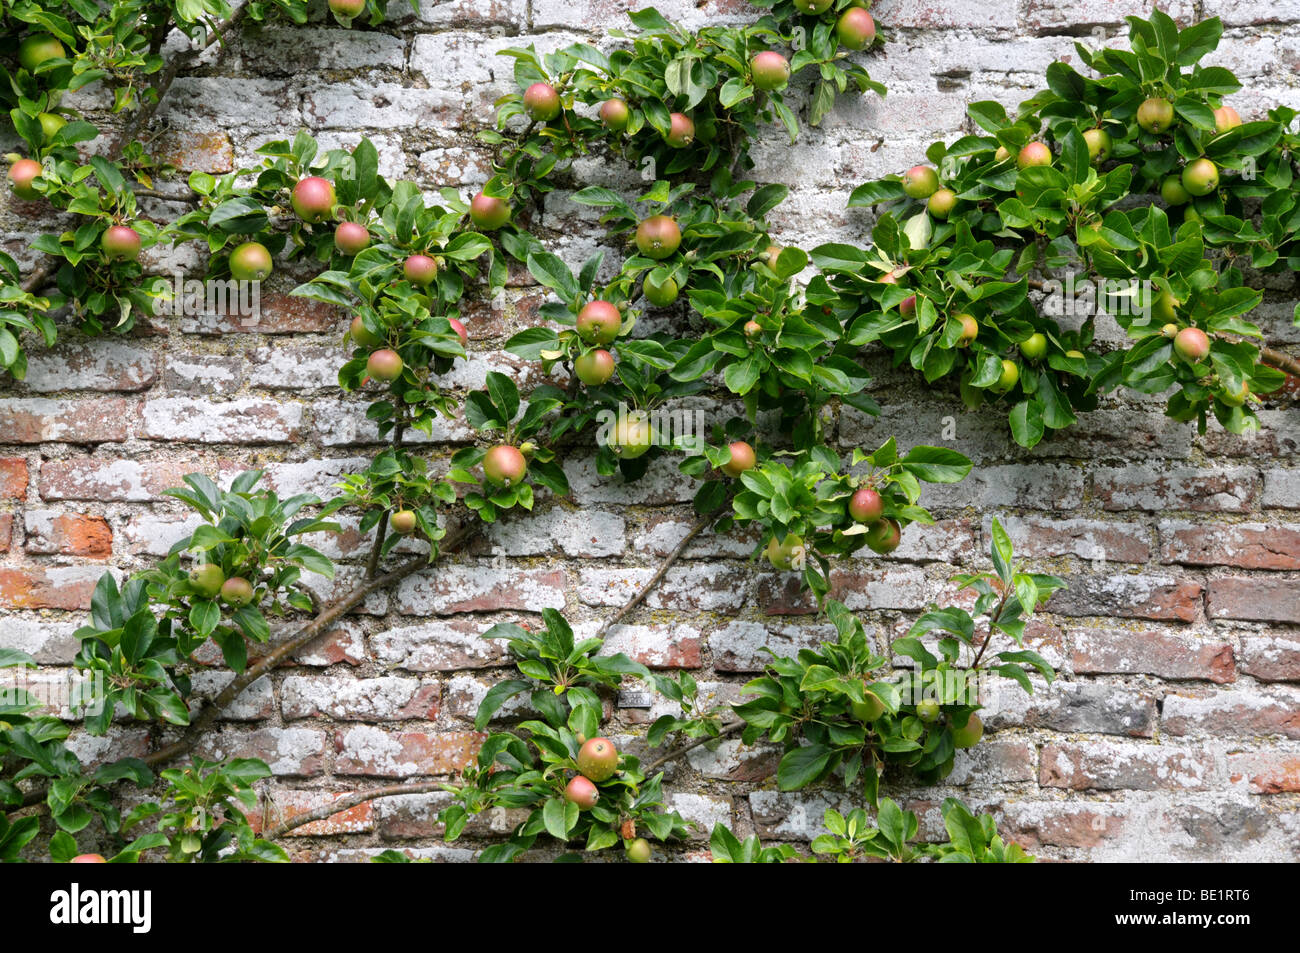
(635, 215, 681, 259)
(483, 445, 528, 486)
(793, 0, 832, 12)
(8, 158, 42, 200)
(1019, 332, 1048, 360)
(865, 518, 901, 554)
(750, 51, 791, 91)
(350, 315, 384, 348)
(1161, 323, 1179, 338)
(642, 272, 679, 306)
(996, 359, 1020, 391)
(522, 82, 561, 122)
(626, 837, 652, 863)
(329, 0, 366, 16)
(37, 112, 65, 142)
(1153, 291, 1180, 323)
(1220, 379, 1249, 407)
(994, 145, 1011, 163)
(229, 242, 272, 281)
(290, 176, 336, 224)
(766, 533, 805, 571)
(1083, 127, 1112, 163)
(576, 737, 618, 781)
(366, 348, 404, 382)
(665, 112, 694, 148)
(848, 486, 883, 523)
(1173, 327, 1210, 362)
(1161, 175, 1191, 206)
(1181, 158, 1219, 197)
(1213, 106, 1242, 134)
(928, 188, 957, 219)
(1017, 141, 1052, 169)
(901, 165, 939, 199)
(574, 348, 615, 386)
(189, 563, 226, 598)
(220, 577, 254, 607)
(18, 34, 65, 72)
(609, 412, 654, 459)
(744, 320, 762, 338)
(469, 191, 511, 230)
(390, 509, 417, 535)
(951, 713, 983, 748)
(956, 313, 978, 346)
(915, 699, 941, 723)
(850, 691, 885, 722)
(576, 300, 621, 345)
(1136, 97, 1175, 134)
(721, 441, 756, 478)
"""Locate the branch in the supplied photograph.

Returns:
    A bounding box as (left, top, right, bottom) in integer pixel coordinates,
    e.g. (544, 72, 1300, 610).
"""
(263, 780, 446, 839)
(1260, 345, 1300, 379)
(642, 719, 745, 775)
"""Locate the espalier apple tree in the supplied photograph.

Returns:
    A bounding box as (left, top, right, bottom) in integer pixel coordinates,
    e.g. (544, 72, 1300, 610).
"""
(0, 1, 1295, 864)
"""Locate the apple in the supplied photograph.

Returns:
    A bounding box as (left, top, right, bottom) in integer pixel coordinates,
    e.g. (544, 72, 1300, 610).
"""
(993, 145, 1011, 163)
(1153, 291, 1180, 323)
(366, 348, 404, 382)
(915, 699, 941, 723)
(625, 838, 651, 863)
(635, 215, 681, 259)
(599, 98, 630, 131)
(643, 272, 678, 306)
(101, 225, 141, 262)
(744, 319, 762, 338)
(766, 533, 805, 571)
(564, 775, 599, 810)
(18, 34, 65, 72)
(951, 713, 983, 748)
(523, 82, 561, 122)
(899, 295, 917, 317)
(574, 348, 615, 386)
(390, 509, 418, 535)
(576, 299, 621, 345)
(901, 165, 939, 199)
(1083, 127, 1112, 163)
(38, 112, 65, 142)
(793, 0, 832, 11)
(1173, 327, 1210, 362)
(1181, 158, 1219, 197)
(1017, 141, 1052, 169)
(70, 854, 107, 864)
(850, 690, 885, 722)
(229, 242, 272, 281)
(1220, 379, 1249, 407)
(721, 440, 756, 478)
(751, 51, 791, 91)
(334, 222, 370, 255)
(927, 188, 957, 219)
(836, 7, 876, 50)
(1137, 97, 1175, 134)
(576, 737, 618, 781)
(403, 253, 438, 286)
(469, 191, 510, 230)
(189, 563, 225, 598)
(8, 158, 42, 200)
(1161, 323, 1179, 339)
(761, 244, 783, 270)
(483, 445, 528, 486)
(865, 518, 901, 554)
(848, 487, 883, 523)
(448, 317, 469, 348)
(220, 577, 254, 607)
(350, 315, 384, 348)
(956, 313, 978, 346)
(665, 112, 695, 148)
(995, 359, 1020, 391)
(1019, 332, 1048, 360)
(1213, 106, 1242, 133)
(328, 0, 366, 16)
(290, 176, 336, 224)
(609, 412, 654, 459)
(1161, 175, 1191, 206)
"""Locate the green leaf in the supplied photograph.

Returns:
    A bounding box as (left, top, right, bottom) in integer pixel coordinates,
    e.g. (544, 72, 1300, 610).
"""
(777, 744, 832, 791)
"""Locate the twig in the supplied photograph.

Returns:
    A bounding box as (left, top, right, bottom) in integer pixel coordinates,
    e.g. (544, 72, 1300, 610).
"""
(642, 719, 745, 775)
(263, 781, 446, 839)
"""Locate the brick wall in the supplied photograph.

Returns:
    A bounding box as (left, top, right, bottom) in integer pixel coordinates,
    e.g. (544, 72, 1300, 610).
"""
(2, 0, 1299, 862)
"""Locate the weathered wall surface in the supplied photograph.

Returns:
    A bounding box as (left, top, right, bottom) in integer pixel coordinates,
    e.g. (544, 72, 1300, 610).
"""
(2, 0, 1299, 862)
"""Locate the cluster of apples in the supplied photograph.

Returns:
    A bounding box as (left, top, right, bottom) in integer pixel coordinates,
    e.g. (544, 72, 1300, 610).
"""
(561, 737, 653, 862)
(187, 561, 257, 607)
(792, 0, 877, 50)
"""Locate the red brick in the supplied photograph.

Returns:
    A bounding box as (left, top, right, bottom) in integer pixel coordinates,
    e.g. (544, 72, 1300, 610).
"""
(248, 790, 375, 837)
(1048, 573, 1203, 622)
(180, 291, 342, 335)
(992, 515, 1151, 564)
(0, 514, 10, 553)
(1227, 753, 1300, 794)
(333, 728, 484, 777)
(1093, 465, 1257, 512)
(194, 727, 328, 777)
(999, 802, 1131, 849)
(1206, 576, 1300, 624)
(38, 458, 203, 502)
(1072, 628, 1236, 683)
(155, 130, 235, 173)
(1162, 690, 1300, 740)
(0, 398, 136, 443)
(24, 511, 113, 557)
(1239, 636, 1300, 683)
(1160, 522, 1300, 571)
(0, 567, 106, 609)
(0, 458, 28, 498)
(1039, 742, 1215, 791)
(601, 623, 703, 669)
